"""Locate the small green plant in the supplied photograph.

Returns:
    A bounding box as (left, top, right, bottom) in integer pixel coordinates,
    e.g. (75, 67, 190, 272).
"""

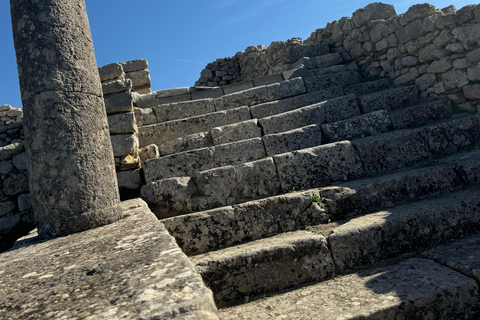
(312, 196, 326, 208)
(305, 226, 324, 236)
(289, 186, 298, 193)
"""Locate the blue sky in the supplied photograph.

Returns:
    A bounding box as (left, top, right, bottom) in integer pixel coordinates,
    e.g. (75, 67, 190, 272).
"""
(0, 0, 474, 109)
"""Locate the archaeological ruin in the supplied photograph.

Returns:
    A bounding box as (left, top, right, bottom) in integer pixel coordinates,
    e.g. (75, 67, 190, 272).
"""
(1, 1, 480, 319)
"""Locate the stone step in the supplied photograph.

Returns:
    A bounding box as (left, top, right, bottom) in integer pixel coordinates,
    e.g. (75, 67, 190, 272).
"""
(162, 148, 480, 256)
(357, 84, 419, 113)
(304, 70, 360, 93)
(343, 78, 392, 96)
(389, 99, 453, 130)
(219, 258, 479, 319)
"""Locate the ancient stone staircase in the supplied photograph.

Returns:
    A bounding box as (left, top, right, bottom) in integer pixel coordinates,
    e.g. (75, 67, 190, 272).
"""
(135, 49, 480, 318)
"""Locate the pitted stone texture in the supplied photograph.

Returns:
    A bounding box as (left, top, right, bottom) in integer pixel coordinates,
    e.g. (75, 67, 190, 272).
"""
(213, 138, 266, 168)
(353, 128, 431, 176)
(215, 86, 268, 111)
(265, 77, 306, 101)
(314, 53, 343, 68)
(193, 231, 334, 308)
(329, 187, 480, 273)
(260, 94, 360, 135)
(102, 79, 132, 95)
(126, 70, 150, 88)
(274, 141, 364, 192)
(0, 200, 218, 320)
(263, 124, 322, 156)
(0, 142, 23, 161)
(194, 166, 237, 207)
(138, 144, 159, 163)
(141, 177, 198, 219)
(138, 107, 251, 147)
(389, 100, 453, 130)
(344, 78, 391, 96)
(163, 190, 323, 255)
(111, 134, 138, 157)
(134, 107, 157, 127)
(107, 112, 137, 134)
(154, 99, 216, 123)
(104, 92, 133, 114)
(211, 119, 262, 145)
(98, 63, 124, 82)
(158, 132, 213, 156)
(357, 85, 419, 113)
(120, 59, 148, 73)
(426, 116, 479, 155)
(250, 86, 343, 119)
(3, 172, 29, 196)
(352, 2, 396, 28)
(322, 110, 392, 143)
(220, 258, 478, 320)
(304, 71, 360, 92)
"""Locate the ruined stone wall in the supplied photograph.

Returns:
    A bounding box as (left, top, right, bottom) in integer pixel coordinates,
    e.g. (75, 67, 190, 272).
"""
(304, 3, 480, 111)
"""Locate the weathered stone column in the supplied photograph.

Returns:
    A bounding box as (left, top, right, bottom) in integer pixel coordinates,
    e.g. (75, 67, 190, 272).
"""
(10, 0, 122, 238)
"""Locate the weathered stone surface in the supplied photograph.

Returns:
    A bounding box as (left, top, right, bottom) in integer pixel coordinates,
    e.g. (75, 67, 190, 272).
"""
(252, 74, 283, 87)
(116, 169, 142, 193)
(133, 92, 159, 109)
(389, 100, 452, 130)
(357, 85, 418, 113)
(250, 86, 343, 119)
(141, 177, 198, 218)
(215, 86, 268, 111)
(427, 58, 452, 73)
(329, 187, 480, 272)
(139, 144, 159, 163)
(452, 24, 480, 50)
(102, 78, 132, 95)
(467, 63, 480, 81)
(442, 69, 469, 90)
(12, 152, 27, 172)
(158, 132, 213, 156)
(322, 110, 392, 143)
(107, 112, 137, 134)
(0, 160, 13, 175)
(396, 20, 424, 44)
(17, 193, 32, 212)
(157, 94, 193, 105)
(134, 107, 157, 127)
(138, 107, 251, 147)
(266, 77, 306, 101)
(220, 258, 478, 320)
(314, 53, 343, 68)
(211, 119, 262, 145)
(194, 166, 237, 207)
(352, 3, 396, 28)
(223, 81, 254, 95)
(0, 142, 23, 161)
(231, 158, 280, 201)
(156, 87, 191, 99)
(191, 87, 224, 100)
(3, 172, 29, 196)
(104, 91, 133, 114)
(154, 99, 216, 123)
(263, 124, 322, 156)
(193, 231, 334, 308)
(426, 116, 479, 155)
(120, 59, 148, 72)
(343, 78, 391, 96)
(353, 128, 431, 176)
(463, 84, 480, 100)
(415, 73, 437, 90)
(405, 3, 436, 22)
(111, 134, 139, 157)
(213, 138, 266, 168)
(0, 201, 16, 218)
(0, 201, 218, 319)
(304, 71, 359, 92)
(98, 63, 124, 82)
(260, 94, 360, 135)
(274, 141, 364, 192)
(126, 70, 150, 88)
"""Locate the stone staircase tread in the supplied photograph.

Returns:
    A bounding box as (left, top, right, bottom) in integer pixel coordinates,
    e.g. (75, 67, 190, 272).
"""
(343, 78, 392, 96)
(219, 258, 479, 320)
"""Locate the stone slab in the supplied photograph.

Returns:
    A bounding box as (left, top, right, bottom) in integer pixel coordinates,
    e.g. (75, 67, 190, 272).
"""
(304, 71, 360, 92)
(263, 124, 322, 156)
(249, 86, 343, 119)
(0, 199, 218, 320)
(102, 79, 132, 95)
(314, 52, 343, 68)
(265, 77, 307, 101)
(343, 78, 391, 96)
(193, 231, 334, 308)
(389, 100, 453, 130)
(220, 258, 478, 320)
(98, 63, 124, 82)
(252, 74, 284, 87)
(120, 59, 148, 72)
(107, 112, 137, 134)
(110, 134, 139, 157)
(281, 68, 309, 81)
(0, 142, 24, 161)
(223, 81, 254, 95)
(157, 94, 192, 105)
(154, 98, 216, 123)
(215, 86, 269, 111)
(329, 187, 480, 273)
(273, 141, 364, 192)
(426, 116, 479, 156)
(158, 132, 213, 156)
(211, 119, 262, 145)
(104, 92, 134, 114)
(134, 107, 157, 127)
(357, 85, 419, 113)
(213, 138, 266, 168)
(125, 70, 150, 88)
(191, 88, 225, 100)
(259, 94, 360, 135)
(156, 87, 192, 99)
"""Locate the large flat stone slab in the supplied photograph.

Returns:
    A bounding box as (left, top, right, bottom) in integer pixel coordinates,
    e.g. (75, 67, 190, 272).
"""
(219, 258, 479, 320)
(0, 199, 218, 320)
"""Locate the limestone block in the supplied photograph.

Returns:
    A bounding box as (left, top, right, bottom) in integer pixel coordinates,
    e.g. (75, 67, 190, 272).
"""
(102, 79, 132, 95)
(250, 86, 343, 119)
(357, 85, 418, 113)
(260, 94, 360, 135)
(274, 141, 364, 192)
(104, 92, 134, 114)
(213, 138, 266, 168)
(442, 69, 469, 90)
(154, 98, 215, 123)
(138, 107, 251, 147)
(401, 56, 419, 67)
(314, 53, 343, 68)
(0, 105, 11, 112)
(426, 116, 479, 155)
(466, 48, 480, 63)
(12, 152, 27, 172)
(352, 3, 396, 28)
(405, 3, 436, 22)
(6, 109, 23, 117)
(0, 161, 14, 177)
(126, 70, 151, 88)
(322, 110, 392, 143)
(419, 44, 448, 62)
(0, 142, 23, 161)
(158, 132, 213, 156)
(389, 100, 453, 130)
(282, 68, 309, 81)
(292, 57, 317, 70)
(143, 147, 214, 182)
(0, 201, 16, 218)
(116, 169, 142, 192)
(139, 144, 159, 163)
(263, 124, 322, 156)
(215, 86, 269, 111)
(134, 107, 157, 127)
(231, 158, 280, 201)
(456, 4, 477, 24)
(191, 87, 224, 100)
(141, 177, 197, 218)
(467, 63, 480, 81)
(452, 24, 480, 50)
(17, 193, 32, 212)
(463, 84, 480, 100)
(223, 80, 254, 95)
(266, 77, 306, 101)
(194, 166, 237, 206)
(133, 92, 159, 109)
(415, 73, 437, 90)
(304, 71, 359, 92)
(98, 63, 124, 82)
(211, 119, 262, 145)
(352, 129, 431, 176)
(3, 172, 29, 196)
(120, 59, 148, 72)
(156, 87, 191, 99)
(110, 134, 138, 157)
(427, 58, 452, 73)
(253, 74, 284, 87)
(107, 112, 137, 134)
(395, 20, 423, 44)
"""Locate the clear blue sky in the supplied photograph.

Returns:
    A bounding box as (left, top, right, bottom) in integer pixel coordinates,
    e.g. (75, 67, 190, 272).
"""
(0, 0, 474, 109)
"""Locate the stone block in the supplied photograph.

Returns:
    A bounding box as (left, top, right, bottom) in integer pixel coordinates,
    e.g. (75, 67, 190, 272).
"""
(344, 78, 391, 96)
(263, 124, 322, 156)
(155, 87, 191, 99)
(143, 147, 214, 182)
(107, 112, 137, 134)
(282, 68, 309, 81)
(157, 94, 192, 105)
(259, 94, 360, 135)
(0, 201, 16, 218)
(120, 59, 148, 72)
(213, 138, 266, 168)
(17, 193, 31, 212)
(138, 107, 251, 147)
(0, 160, 13, 175)
(211, 119, 262, 145)
(266, 77, 306, 101)
(304, 71, 360, 92)
(321, 110, 392, 143)
(0, 105, 11, 112)
(110, 134, 138, 157)
(215, 86, 269, 111)
(102, 79, 132, 95)
(352, 2, 396, 28)
(126, 70, 150, 88)
(134, 107, 157, 127)
(250, 86, 343, 119)
(6, 109, 23, 117)
(389, 100, 453, 130)
(357, 85, 418, 113)
(222, 80, 254, 95)
(252, 74, 283, 87)
(274, 141, 364, 192)
(104, 92, 134, 114)
(191, 87, 224, 100)
(12, 152, 27, 172)
(352, 129, 431, 176)
(158, 132, 213, 156)
(138, 144, 159, 163)
(133, 92, 159, 109)
(116, 169, 142, 191)
(3, 172, 29, 196)
(415, 73, 437, 90)
(452, 24, 480, 50)
(314, 53, 343, 68)
(426, 116, 479, 156)
(443, 69, 469, 91)
(154, 99, 215, 123)
(293, 57, 317, 70)
(463, 84, 480, 100)
(98, 63, 124, 82)
(194, 166, 237, 206)
(0, 142, 24, 161)
(404, 3, 436, 22)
